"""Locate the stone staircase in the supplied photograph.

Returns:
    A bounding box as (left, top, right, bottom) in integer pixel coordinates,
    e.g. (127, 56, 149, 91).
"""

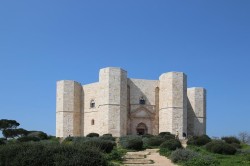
(122, 149, 176, 166)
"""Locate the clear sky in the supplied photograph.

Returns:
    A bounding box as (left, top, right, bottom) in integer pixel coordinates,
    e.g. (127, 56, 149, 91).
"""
(0, 1, 249, 137)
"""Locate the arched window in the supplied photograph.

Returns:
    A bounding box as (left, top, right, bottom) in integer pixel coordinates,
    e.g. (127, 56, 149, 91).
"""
(90, 100, 95, 108)
(91, 119, 95, 125)
(139, 96, 146, 105)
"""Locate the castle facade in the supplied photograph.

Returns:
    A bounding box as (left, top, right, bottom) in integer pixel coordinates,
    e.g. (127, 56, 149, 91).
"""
(56, 67, 206, 138)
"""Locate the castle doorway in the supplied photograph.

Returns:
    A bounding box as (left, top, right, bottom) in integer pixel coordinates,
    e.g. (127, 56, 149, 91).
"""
(136, 123, 147, 135)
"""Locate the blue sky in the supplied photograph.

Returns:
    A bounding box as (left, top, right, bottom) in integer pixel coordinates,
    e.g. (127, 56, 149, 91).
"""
(0, 1, 249, 137)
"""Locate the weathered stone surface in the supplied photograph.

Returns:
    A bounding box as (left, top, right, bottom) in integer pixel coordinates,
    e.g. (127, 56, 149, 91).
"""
(123, 159, 153, 164)
(159, 72, 187, 138)
(187, 88, 206, 136)
(56, 67, 206, 138)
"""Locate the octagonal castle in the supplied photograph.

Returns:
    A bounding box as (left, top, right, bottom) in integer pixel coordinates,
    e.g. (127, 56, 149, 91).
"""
(56, 67, 206, 138)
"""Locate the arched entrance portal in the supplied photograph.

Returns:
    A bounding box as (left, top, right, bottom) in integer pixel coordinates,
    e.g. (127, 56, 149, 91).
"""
(136, 123, 148, 135)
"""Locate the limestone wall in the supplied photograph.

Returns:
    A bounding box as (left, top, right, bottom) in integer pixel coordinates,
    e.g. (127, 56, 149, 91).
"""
(82, 82, 105, 135)
(159, 72, 187, 138)
(56, 80, 82, 137)
(128, 79, 159, 135)
(56, 67, 206, 138)
(99, 67, 128, 137)
(187, 88, 206, 136)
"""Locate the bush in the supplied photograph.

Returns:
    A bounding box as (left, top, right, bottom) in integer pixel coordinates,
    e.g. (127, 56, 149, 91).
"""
(160, 139, 182, 151)
(0, 138, 6, 145)
(221, 136, 240, 144)
(0, 142, 108, 166)
(120, 136, 143, 150)
(86, 133, 99, 137)
(28, 131, 48, 140)
(163, 134, 175, 140)
(100, 134, 116, 141)
(84, 138, 116, 153)
(105, 147, 127, 161)
(187, 135, 211, 146)
(142, 134, 154, 138)
(17, 136, 40, 142)
(159, 132, 174, 138)
(184, 155, 219, 166)
(230, 143, 242, 149)
(205, 140, 237, 155)
(54, 144, 107, 166)
(170, 149, 199, 163)
(143, 136, 165, 147)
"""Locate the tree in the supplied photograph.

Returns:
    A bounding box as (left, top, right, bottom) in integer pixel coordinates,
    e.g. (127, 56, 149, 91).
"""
(0, 119, 21, 139)
(238, 132, 250, 144)
(0, 119, 20, 131)
(2, 128, 28, 139)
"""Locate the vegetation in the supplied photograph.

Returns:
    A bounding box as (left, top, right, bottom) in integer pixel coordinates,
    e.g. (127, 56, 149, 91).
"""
(0, 142, 108, 166)
(221, 136, 240, 144)
(205, 140, 237, 155)
(120, 135, 143, 150)
(142, 136, 165, 148)
(1, 119, 250, 166)
(187, 135, 211, 146)
(86, 132, 99, 137)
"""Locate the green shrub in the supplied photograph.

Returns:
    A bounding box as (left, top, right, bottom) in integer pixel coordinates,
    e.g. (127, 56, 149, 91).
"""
(86, 133, 99, 137)
(71, 136, 87, 143)
(142, 134, 154, 138)
(103, 134, 112, 137)
(0, 142, 108, 166)
(106, 147, 127, 161)
(170, 149, 199, 163)
(28, 131, 48, 140)
(160, 139, 182, 151)
(84, 138, 116, 153)
(163, 134, 175, 140)
(230, 143, 242, 149)
(205, 140, 237, 155)
(120, 136, 143, 150)
(159, 132, 171, 136)
(221, 136, 240, 144)
(54, 144, 107, 166)
(184, 155, 219, 166)
(17, 136, 40, 142)
(100, 134, 116, 141)
(63, 136, 74, 142)
(159, 147, 172, 157)
(143, 136, 165, 147)
(0, 138, 6, 145)
(187, 135, 211, 146)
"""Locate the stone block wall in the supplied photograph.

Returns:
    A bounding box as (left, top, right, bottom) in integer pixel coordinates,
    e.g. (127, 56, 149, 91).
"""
(187, 88, 206, 136)
(159, 72, 187, 138)
(56, 67, 206, 138)
(56, 80, 82, 137)
(99, 67, 128, 137)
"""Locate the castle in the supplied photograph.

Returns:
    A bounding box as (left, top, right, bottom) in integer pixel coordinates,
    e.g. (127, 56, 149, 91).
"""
(56, 67, 206, 138)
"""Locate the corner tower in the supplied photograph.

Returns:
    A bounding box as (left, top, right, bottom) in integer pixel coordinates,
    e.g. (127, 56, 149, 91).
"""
(187, 88, 206, 136)
(99, 67, 128, 137)
(56, 80, 82, 137)
(159, 72, 187, 138)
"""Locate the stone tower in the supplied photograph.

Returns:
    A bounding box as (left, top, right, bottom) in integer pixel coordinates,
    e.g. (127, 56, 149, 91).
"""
(99, 67, 128, 137)
(187, 88, 206, 136)
(56, 80, 82, 137)
(159, 72, 187, 138)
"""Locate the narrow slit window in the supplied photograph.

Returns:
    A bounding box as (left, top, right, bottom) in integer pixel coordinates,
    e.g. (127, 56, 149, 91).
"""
(91, 119, 95, 125)
(139, 97, 146, 105)
(90, 100, 95, 108)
